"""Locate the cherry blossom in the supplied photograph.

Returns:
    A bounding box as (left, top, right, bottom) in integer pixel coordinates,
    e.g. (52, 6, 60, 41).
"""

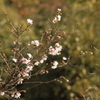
(63, 57, 67, 60)
(51, 61, 58, 69)
(49, 43, 62, 55)
(21, 58, 31, 64)
(25, 65, 33, 72)
(17, 78, 24, 84)
(11, 92, 21, 99)
(27, 53, 33, 58)
(31, 40, 40, 47)
(34, 61, 40, 66)
(57, 8, 62, 12)
(27, 19, 33, 25)
(12, 58, 17, 63)
(0, 92, 5, 96)
(52, 15, 61, 23)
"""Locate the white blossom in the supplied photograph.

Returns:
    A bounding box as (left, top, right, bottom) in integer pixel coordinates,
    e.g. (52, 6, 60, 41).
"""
(22, 71, 29, 77)
(55, 43, 62, 50)
(15, 92, 21, 98)
(12, 58, 17, 63)
(17, 74, 21, 77)
(63, 57, 67, 60)
(11, 92, 21, 99)
(25, 65, 33, 72)
(40, 59, 44, 63)
(42, 54, 48, 61)
(18, 78, 24, 84)
(49, 43, 62, 55)
(0, 92, 5, 96)
(52, 15, 61, 23)
(51, 61, 58, 69)
(53, 61, 58, 66)
(27, 43, 31, 46)
(39, 54, 48, 63)
(34, 61, 40, 66)
(52, 17, 58, 23)
(27, 53, 33, 58)
(31, 40, 40, 47)
(57, 8, 61, 12)
(49, 46, 56, 55)
(51, 66, 57, 69)
(90, 52, 93, 54)
(21, 58, 31, 64)
(57, 15, 61, 21)
(27, 19, 33, 25)
(13, 41, 16, 45)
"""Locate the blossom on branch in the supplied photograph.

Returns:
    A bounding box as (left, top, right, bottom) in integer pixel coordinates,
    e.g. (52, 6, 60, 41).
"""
(51, 61, 58, 69)
(49, 43, 62, 55)
(0, 8, 71, 99)
(21, 57, 31, 64)
(27, 19, 33, 25)
(63, 57, 67, 60)
(25, 65, 33, 72)
(12, 58, 17, 63)
(34, 61, 40, 66)
(11, 92, 21, 99)
(57, 8, 62, 12)
(0, 92, 5, 96)
(27, 53, 33, 58)
(52, 8, 62, 23)
(17, 78, 24, 84)
(52, 15, 61, 23)
(31, 40, 40, 47)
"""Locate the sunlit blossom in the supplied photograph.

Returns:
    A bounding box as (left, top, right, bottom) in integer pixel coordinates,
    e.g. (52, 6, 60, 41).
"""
(51, 61, 58, 69)
(57, 8, 61, 12)
(49, 43, 62, 55)
(22, 71, 30, 77)
(27, 53, 33, 58)
(63, 57, 67, 60)
(0, 92, 5, 96)
(34, 61, 40, 66)
(12, 58, 17, 63)
(52, 17, 58, 23)
(57, 15, 61, 21)
(40, 59, 44, 63)
(21, 58, 31, 64)
(27, 19, 33, 25)
(18, 78, 24, 84)
(31, 40, 40, 47)
(40, 54, 48, 63)
(25, 65, 33, 72)
(42, 54, 48, 61)
(11, 92, 21, 99)
(52, 15, 61, 23)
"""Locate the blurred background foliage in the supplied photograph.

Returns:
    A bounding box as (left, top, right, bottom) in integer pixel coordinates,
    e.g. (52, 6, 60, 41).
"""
(0, 0, 100, 100)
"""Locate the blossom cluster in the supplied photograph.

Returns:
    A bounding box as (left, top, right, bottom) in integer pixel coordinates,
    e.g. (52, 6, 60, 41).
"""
(0, 8, 69, 99)
(11, 91, 21, 99)
(13, 53, 34, 84)
(27, 19, 33, 25)
(12, 41, 63, 83)
(49, 43, 62, 55)
(12, 41, 63, 87)
(52, 8, 62, 23)
(34, 54, 48, 66)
